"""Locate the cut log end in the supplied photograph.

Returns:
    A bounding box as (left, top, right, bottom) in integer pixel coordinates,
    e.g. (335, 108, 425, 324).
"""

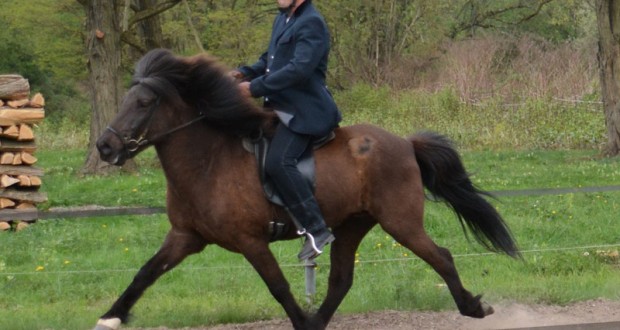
(0, 221, 10, 231)
(20, 152, 37, 165)
(15, 221, 29, 231)
(7, 99, 29, 108)
(29, 93, 45, 108)
(0, 174, 20, 188)
(0, 198, 15, 209)
(18, 124, 34, 141)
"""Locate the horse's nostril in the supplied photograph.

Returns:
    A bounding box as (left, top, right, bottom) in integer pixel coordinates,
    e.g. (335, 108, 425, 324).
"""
(97, 140, 112, 157)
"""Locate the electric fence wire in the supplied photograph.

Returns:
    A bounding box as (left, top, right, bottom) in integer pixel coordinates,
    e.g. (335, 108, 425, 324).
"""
(2, 242, 619, 277)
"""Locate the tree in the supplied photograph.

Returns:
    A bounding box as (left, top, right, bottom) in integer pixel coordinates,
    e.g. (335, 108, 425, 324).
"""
(595, 0, 620, 156)
(79, 0, 181, 174)
(79, 0, 127, 174)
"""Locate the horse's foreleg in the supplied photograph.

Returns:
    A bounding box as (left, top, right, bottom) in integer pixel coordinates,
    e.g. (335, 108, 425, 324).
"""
(94, 230, 206, 330)
(313, 218, 375, 327)
(241, 241, 312, 330)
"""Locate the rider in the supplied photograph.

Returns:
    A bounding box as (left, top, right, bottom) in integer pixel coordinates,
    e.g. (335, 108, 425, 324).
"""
(233, 0, 341, 260)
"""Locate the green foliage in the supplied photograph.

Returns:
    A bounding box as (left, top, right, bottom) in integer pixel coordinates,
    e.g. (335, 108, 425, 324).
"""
(0, 25, 48, 87)
(162, 0, 273, 67)
(451, 0, 595, 42)
(336, 84, 605, 150)
(0, 0, 87, 127)
(0, 0, 85, 81)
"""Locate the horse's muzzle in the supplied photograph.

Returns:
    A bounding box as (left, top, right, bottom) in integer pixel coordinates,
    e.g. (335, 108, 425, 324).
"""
(96, 132, 127, 166)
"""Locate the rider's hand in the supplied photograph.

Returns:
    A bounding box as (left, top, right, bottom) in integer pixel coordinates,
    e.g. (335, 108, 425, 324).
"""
(228, 70, 244, 81)
(238, 81, 252, 98)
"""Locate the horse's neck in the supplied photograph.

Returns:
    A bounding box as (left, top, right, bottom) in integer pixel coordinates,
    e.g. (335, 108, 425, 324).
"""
(154, 124, 234, 184)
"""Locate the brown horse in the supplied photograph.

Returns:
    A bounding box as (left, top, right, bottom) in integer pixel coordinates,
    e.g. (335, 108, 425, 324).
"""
(94, 49, 519, 330)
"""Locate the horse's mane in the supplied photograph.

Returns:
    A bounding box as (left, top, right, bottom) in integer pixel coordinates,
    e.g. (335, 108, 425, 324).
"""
(132, 48, 274, 137)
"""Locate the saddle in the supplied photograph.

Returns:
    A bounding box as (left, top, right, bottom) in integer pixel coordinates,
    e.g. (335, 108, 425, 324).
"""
(242, 131, 335, 207)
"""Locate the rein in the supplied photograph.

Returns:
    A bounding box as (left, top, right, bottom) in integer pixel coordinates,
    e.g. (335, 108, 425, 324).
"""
(106, 96, 206, 155)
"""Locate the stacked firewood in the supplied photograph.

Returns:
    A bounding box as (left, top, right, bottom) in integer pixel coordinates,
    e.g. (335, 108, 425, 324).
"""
(0, 75, 47, 231)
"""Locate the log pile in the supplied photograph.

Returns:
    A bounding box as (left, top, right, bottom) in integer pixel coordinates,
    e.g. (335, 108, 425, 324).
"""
(0, 75, 47, 231)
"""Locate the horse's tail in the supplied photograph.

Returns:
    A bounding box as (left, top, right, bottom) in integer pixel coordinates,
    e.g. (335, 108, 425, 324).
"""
(410, 131, 521, 258)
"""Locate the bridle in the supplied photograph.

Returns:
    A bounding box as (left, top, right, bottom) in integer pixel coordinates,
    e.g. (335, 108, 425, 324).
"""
(106, 84, 206, 157)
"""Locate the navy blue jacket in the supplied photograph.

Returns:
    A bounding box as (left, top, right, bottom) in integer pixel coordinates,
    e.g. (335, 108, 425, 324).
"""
(238, 2, 341, 137)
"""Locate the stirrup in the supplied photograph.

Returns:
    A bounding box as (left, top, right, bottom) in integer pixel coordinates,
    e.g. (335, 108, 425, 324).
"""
(298, 231, 335, 260)
(304, 232, 323, 254)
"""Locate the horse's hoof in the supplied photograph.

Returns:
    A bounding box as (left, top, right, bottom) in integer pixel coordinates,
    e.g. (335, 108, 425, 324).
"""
(481, 301, 494, 316)
(94, 318, 121, 330)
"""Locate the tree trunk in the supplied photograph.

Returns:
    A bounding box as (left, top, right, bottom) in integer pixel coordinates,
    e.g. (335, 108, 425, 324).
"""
(596, 0, 620, 156)
(137, 0, 165, 49)
(80, 0, 136, 174)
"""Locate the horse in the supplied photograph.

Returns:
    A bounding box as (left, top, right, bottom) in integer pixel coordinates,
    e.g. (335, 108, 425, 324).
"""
(94, 48, 520, 330)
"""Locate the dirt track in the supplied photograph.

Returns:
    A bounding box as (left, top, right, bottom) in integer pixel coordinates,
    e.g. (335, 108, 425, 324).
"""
(129, 299, 620, 329)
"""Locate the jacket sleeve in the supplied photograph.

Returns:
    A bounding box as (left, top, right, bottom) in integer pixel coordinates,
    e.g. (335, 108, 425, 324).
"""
(238, 51, 268, 80)
(249, 16, 328, 97)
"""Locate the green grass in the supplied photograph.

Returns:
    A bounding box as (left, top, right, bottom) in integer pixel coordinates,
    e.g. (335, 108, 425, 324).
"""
(1, 147, 619, 329)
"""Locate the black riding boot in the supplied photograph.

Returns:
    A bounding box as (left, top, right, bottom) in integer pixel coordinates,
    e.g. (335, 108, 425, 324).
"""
(286, 199, 335, 260)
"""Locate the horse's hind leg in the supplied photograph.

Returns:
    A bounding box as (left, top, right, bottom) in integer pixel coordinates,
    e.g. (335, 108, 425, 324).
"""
(380, 207, 492, 318)
(312, 216, 375, 327)
(94, 229, 206, 330)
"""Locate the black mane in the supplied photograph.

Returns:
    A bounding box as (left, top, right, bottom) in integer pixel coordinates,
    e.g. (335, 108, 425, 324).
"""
(132, 48, 274, 137)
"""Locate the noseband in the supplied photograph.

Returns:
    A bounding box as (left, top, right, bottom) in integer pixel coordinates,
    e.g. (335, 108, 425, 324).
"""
(106, 87, 206, 156)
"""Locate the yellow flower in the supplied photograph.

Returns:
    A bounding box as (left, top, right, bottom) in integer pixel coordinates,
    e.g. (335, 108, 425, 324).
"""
(124, 247, 129, 252)
(35, 266, 44, 271)
(64, 260, 71, 265)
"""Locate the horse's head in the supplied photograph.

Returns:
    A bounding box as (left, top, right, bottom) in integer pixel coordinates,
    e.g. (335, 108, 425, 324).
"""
(97, 81, 162, 165)
(97, 48, 273, 166)
(97, 49, 197, 166)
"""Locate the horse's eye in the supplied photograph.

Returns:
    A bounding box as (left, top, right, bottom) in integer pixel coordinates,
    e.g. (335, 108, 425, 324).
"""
(138, 98, 153, 108)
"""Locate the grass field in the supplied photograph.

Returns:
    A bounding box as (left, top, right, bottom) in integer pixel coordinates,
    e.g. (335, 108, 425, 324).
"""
(1, 147, 619, 330)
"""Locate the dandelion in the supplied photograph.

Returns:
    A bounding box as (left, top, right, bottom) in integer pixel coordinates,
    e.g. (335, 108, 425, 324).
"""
(402, 253, 409, 257)
(124, 247, 129, 252)
(376, 243, 382, 248)
(35, 266, 44, 271)
(132, 188, 138, 193)
(102, 224, 107, 228)
(119, 237, 124, 242)
(64, 260, 71, 265)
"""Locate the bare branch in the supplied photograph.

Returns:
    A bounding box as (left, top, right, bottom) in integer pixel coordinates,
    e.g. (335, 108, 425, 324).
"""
(451, 0, 556, 38)
(121, 30, 147, 53)
(126, 0, 181, 30)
